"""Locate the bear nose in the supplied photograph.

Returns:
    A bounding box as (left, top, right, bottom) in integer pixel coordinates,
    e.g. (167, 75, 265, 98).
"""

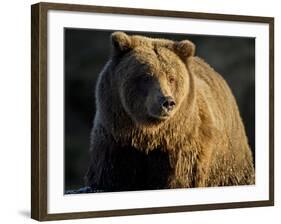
(160, 96, 176, 112)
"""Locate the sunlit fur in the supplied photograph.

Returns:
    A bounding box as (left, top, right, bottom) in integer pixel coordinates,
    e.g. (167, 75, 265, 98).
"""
(85, 32, 255, 190)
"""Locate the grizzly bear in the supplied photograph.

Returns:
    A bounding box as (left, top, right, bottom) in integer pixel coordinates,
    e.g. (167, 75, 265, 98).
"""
(85, 32, 255, 192)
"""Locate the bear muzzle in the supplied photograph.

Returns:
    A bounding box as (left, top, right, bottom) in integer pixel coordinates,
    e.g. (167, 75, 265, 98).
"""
(145, 95, 176, 121)
(160, 96, 176, 113)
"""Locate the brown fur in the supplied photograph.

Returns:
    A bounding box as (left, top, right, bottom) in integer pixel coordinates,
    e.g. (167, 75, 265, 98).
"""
(85, 32, 255, 191)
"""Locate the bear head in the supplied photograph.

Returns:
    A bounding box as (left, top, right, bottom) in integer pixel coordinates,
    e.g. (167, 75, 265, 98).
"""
(111, 32, 195, 127)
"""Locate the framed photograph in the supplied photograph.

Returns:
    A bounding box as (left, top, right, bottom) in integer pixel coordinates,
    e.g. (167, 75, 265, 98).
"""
(31, 2, 274, 221)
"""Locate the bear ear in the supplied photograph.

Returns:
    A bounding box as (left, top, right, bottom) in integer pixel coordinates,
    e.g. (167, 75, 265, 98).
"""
(111, 32, 132, 55)
(173, 40, 196, 61)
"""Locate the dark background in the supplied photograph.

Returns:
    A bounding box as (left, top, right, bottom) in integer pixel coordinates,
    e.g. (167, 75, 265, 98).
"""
(64, 28, 255, 191)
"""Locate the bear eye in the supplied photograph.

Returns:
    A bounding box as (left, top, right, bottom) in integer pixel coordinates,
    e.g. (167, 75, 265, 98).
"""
(168, 76, 176, 84)
(141, 75, 151, 83)
(135, 75, 150, 88)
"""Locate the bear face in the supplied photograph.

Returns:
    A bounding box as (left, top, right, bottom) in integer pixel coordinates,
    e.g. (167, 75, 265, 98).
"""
(111, 32, 195, 127)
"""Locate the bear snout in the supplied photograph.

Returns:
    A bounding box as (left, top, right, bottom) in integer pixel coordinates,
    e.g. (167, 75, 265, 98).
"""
(159, 96, 176, 112)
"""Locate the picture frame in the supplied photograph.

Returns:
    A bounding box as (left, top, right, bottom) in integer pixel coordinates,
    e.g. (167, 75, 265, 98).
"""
(31, 2, 274, 221)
